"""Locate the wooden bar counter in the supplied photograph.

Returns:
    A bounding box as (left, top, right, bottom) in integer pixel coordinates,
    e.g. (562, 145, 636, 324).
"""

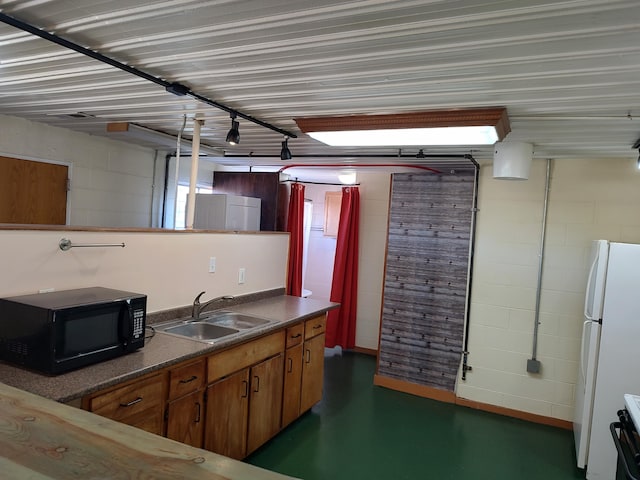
(0, 382, 298, 480)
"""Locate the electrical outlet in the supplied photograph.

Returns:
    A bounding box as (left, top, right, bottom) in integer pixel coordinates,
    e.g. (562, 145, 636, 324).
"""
(209, 257, 216, 273)
(238, 267, 246, 284)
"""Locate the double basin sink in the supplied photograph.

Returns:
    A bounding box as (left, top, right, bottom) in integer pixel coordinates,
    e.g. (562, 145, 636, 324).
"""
(156, 311, 273, 343)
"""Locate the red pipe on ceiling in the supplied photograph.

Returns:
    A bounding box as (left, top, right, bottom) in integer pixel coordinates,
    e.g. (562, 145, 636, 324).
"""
(278, 163, 442, 174)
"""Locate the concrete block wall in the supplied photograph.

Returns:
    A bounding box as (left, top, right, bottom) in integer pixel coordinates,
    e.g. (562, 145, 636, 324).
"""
(0, 114, 161, 228)
(457, 157, 640, 421)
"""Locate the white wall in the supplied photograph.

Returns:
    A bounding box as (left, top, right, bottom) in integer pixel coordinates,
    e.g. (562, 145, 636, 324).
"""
(355, 173, 391, 350)
(302, 184, 341, 300)
(457, 157, 640, 421)
(0, 229, 288, 313)
(0, 114, 163, 228)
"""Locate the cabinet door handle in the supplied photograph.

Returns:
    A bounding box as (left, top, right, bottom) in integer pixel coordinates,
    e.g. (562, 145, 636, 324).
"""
(290, 333, 302, 339)
(179, 375, 198, 384)
(241, 380, 248, 398)
(305, 349, 311, 363)
(313, 324, 322, 330)
(287, 357, 293, 373)
(254, 375, 260, 393)
(194, 402, 201, 423)
(119, 397, 142, 407)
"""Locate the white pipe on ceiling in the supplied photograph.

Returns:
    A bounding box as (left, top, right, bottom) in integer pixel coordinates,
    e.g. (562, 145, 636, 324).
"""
(185, 118, 203, 229)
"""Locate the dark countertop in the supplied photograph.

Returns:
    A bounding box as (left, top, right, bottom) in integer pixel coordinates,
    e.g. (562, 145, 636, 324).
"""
(0, 295, 338, 403)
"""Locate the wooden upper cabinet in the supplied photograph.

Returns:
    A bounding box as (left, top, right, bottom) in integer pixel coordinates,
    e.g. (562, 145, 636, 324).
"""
(324, 191, 342, 237)
(0, 156, 68, 225)
(212, 172, 290, 231)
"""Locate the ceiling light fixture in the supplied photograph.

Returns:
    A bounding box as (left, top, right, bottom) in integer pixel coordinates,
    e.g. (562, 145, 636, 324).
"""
(225, 112, 240, 145)
(633, 139, 640, 170)
(416, 149, 426, 158)
(295, 108, 510, 147)
(280, 137, 292, 160)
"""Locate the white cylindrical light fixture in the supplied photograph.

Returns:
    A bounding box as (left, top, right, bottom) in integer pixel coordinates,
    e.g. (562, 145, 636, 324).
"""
(493, 141, 533, 180)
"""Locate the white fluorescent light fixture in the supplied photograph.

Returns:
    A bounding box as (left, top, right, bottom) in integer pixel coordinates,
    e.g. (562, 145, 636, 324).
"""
(308, 126, 498, 146)
(296, 108, 510, 147)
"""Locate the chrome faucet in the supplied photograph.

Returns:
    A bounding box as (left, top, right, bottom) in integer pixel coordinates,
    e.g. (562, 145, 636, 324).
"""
(192, 291, 235, 319)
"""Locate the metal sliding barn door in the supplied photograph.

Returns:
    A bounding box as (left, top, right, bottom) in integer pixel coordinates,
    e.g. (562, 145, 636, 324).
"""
(377, 170, 476, 392)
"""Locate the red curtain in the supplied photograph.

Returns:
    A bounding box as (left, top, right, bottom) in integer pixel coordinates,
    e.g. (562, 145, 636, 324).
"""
(286, 182, 305, 297)
(326, 186, 360, 349)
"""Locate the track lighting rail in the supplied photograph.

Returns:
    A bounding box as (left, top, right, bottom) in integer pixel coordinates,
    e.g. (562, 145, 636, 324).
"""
(0, 12, 297, 140)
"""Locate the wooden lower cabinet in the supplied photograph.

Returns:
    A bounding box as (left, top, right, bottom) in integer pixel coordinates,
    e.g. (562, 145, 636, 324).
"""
(82, 373, 165, 436)
(204, 369, 249, 460)
(300, 333, 326, 413)
(165, 389, 204, 448)
(247, 353, 284, 454)
(204, 353, 284, 459)
(282, 343, 303, 428)
(82, 315, 327, 460)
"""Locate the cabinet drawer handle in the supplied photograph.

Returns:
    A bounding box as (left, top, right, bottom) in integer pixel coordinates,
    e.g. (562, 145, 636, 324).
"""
(313, 324, 322, 330)
(241, 380, 248, 398)
(305, 349, 311, 363)
(119, 397, 143, 408)
(290, 333, 302, 339)
(254, 375, 260, 393)
(195, 402, 201, 423)
(288, 357, 293, 373)
(179, 375, 198, 384)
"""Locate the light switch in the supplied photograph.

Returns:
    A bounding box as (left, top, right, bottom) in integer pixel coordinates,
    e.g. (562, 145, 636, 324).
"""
(209, 257, 216, 273)
(238, 267, 246, 284)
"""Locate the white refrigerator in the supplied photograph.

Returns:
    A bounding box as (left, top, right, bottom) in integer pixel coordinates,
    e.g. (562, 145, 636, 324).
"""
(573, 240, 640, 479)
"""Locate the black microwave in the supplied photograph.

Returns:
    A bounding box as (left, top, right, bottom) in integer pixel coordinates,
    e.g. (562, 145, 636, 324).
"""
(0, 287, 146, 375)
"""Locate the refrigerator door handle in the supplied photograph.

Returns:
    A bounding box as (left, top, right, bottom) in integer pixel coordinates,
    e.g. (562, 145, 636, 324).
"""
(584, 249, 599, 321)
(580, 320, 592, 385)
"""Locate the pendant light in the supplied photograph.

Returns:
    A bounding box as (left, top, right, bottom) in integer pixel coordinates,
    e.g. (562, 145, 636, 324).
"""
(280, 137, 292, 160)
(225, 112, 240, 145)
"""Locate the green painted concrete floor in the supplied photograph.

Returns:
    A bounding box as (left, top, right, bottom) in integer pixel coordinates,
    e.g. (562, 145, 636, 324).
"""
(247, 350, 585, 480)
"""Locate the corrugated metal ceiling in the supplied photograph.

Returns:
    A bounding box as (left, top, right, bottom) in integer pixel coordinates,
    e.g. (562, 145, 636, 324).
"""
(0, 0, 639, 174)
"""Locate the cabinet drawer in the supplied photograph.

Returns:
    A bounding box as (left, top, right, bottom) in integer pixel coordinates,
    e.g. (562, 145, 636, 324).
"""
(285, 323, 304, 348)
(168, 359, 205, 401)
(87, 373, 164, 422)
(208, 331, 285, 383)
(304, 315, 326, 340)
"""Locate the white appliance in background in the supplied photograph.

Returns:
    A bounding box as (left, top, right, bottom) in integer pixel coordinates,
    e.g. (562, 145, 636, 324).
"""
(573, 240, 640, 479)
(193, 193, 261, 231)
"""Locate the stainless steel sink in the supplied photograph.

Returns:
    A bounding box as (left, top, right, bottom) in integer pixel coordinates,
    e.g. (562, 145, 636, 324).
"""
(200, 311, 272, 329)
(162, 322, 239, 341)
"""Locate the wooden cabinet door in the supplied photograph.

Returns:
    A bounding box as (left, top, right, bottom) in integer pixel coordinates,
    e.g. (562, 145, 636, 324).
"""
(247, 353, 284, 454)
(0, 156, 68, 224)
(281, 343, 303, 428)
(204, 369, 249, 460)
(165, 389, 204, 448)
(300, 333, 325, 413)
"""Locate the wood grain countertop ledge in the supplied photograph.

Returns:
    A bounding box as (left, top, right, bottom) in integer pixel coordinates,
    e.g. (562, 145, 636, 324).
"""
(0, 382, 299, 480)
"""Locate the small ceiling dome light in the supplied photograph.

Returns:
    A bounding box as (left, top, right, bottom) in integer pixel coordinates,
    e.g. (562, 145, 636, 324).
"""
(225, 112, 240, 145)
(280, 137, 292, 160)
